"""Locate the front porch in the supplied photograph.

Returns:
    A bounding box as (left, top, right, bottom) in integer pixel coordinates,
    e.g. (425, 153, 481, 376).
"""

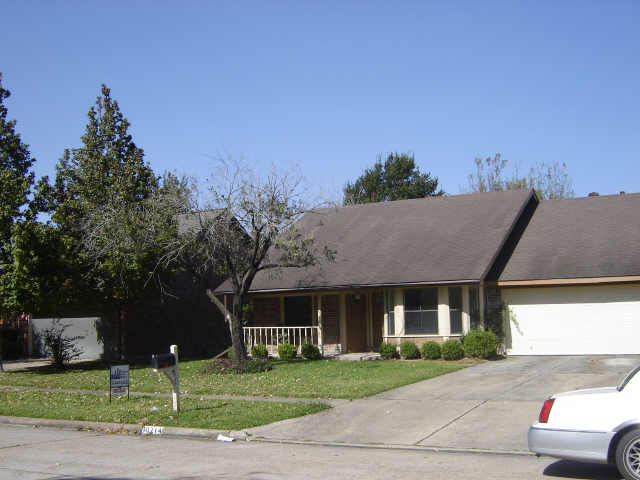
(243, 285, 484, 355)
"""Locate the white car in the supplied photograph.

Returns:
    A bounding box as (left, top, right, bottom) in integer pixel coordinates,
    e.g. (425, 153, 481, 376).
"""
(529, 365, 640, 480)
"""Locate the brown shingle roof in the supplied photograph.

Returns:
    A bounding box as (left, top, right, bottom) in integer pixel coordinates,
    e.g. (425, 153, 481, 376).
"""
(500, 193, 640, 281)
(217, 189, 535, 293)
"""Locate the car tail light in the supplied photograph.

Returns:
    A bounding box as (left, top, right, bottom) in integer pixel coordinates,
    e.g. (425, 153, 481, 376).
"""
(538, 398, 555, 423)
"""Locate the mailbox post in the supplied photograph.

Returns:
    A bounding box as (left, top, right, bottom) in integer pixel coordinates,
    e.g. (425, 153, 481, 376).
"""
(151, 344, 180, 412)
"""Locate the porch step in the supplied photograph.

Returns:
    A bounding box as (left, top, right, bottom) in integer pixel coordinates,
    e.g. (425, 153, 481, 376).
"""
(333, 352, 381, 362)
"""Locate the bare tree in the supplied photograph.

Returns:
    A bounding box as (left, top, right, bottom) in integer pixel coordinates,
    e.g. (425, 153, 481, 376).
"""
(525, 161, 574, 200)
(468, 153, 509, 193)
(467, 154, 574, 200)
(189, 160, 335, 365)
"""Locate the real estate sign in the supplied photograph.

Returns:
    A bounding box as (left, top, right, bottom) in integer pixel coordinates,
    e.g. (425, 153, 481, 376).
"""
(109, 365, 129, 400)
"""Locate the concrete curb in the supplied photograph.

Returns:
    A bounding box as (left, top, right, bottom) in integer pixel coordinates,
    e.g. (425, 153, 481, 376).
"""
(0, 415, 535, 457)
(0, 415, 244, 440)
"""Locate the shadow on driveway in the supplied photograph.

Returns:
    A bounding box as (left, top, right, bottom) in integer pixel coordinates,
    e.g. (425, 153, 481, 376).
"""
(543, 459, 621, 479)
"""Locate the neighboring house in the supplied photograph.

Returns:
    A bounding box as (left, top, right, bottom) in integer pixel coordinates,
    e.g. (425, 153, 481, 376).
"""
(216, 189, 539, 355)
(499, 193, 640, 355)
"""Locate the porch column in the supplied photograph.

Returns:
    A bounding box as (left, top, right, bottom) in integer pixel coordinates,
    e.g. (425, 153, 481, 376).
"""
(383, 290, 391, 338)
(394, 288, 404, 336)
(462, 285, 471, 334)
(317, 295, 323, 352)
(339, 293, 347, 353)
(437, 286, 450, 337)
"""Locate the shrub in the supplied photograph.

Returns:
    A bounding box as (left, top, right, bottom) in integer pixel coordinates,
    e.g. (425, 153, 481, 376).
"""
(301, 342, 322, 360)
(399, 341, 420, 359)
(379, 342, 398, 360)
(441, 339, 464, 360)
(41, 319, 84, 369)
(203, 358, 272, 374)
(277, 343, 298, 360)
(421, 341, 441, 360)
(463, 330, 498, 359)
(251, 343, 268, 359)
(237, 359, 272, 373)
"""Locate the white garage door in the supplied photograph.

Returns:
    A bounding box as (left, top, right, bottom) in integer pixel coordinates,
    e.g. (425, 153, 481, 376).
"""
(504, 284, 640, 355)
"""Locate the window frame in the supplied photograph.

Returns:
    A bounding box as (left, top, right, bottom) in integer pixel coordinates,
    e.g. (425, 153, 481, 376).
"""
(384, 290, 395, 335)
(448, 287, 463, 335)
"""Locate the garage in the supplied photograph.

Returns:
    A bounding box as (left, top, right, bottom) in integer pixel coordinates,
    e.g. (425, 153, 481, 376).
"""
(497, 193, 640, 356)
(503, 284, 640, 355)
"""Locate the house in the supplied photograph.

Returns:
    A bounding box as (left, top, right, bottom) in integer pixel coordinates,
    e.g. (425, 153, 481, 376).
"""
(499, 193, 640, 355)
(216, 189, 540, 355)
(217, 189, 640, 356)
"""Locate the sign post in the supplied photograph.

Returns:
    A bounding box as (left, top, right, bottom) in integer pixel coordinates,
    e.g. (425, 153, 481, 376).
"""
(170, 344, 180, 413)
(109, 364, 130, 402)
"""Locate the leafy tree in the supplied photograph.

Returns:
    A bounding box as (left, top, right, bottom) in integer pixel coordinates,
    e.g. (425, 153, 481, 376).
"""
(1, 221, 80, 316)
(46, 84, 158, 357)
(0, 72, 36, 287)
(0, 73, 37, 368)
(343, 152, 444, 204)
(81, 171, 194, 299)
(468, 153, 574, 200)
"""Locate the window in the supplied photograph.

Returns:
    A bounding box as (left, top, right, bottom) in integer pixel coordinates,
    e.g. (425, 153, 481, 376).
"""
(449, 287, 462, 334)
(385, 290, 395, 335)
(404, 288, 438, 334)
(284, 296, 312, 326)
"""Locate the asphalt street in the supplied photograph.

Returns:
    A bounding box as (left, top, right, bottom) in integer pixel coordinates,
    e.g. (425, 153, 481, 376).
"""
(0, 423, 624, 480)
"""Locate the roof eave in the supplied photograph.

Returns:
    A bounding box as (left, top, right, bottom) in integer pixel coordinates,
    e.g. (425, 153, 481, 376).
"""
(215, 278, 480, 295)
(498, 275, 640, 287)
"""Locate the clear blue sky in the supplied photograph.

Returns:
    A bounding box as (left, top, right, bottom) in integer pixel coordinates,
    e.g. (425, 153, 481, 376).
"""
(2, 1, 639, 199)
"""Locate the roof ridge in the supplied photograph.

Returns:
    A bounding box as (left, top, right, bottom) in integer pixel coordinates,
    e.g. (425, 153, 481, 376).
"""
(339, 188, 531, 210)
(544, 192, 640, 202)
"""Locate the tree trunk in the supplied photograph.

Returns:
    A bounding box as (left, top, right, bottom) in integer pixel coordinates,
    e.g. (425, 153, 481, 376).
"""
(230, 294, 247, 366)
(206, 289, 247, 367)
(119, 307, 128, 361)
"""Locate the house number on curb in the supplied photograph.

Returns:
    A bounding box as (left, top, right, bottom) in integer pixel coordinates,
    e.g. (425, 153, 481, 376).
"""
(141, 425, 164, 435)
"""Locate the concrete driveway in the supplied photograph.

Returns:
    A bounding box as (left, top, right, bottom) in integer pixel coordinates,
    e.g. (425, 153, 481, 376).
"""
(247, 355, 640, 452)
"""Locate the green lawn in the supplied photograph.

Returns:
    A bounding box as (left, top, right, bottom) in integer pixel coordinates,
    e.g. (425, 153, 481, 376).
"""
(0, 358, 469, 399)
(0, 390, 329, 430)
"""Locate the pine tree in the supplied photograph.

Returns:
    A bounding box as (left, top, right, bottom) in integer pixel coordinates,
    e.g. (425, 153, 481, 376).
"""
(51, 84, 158, 310)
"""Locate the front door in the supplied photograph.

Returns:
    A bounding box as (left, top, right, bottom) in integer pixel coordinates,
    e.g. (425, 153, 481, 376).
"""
(346, 294, 367, 352)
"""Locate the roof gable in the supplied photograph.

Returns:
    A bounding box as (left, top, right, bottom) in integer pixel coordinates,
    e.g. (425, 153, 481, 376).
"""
(500, 193, 640, 282)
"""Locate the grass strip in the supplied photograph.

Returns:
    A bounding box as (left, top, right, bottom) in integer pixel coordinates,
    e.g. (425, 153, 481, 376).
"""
(0, 390, 329, 430)
(0, 359, 471, 399)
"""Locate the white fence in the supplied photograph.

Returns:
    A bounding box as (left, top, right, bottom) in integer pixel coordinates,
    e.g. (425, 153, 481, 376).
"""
(243, 326, 322, 355)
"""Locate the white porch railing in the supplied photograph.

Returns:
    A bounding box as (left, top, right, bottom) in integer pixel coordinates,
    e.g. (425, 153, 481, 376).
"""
(244, 326, 322, 355)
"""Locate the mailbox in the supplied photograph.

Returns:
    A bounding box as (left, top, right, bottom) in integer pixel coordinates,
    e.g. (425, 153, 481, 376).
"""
(151, 345, 180, 413)
(151, 353, 176, 370)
